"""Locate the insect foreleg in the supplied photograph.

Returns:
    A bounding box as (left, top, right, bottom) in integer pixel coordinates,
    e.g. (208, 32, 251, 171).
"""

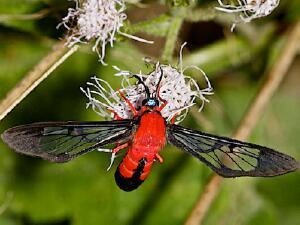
(107, 108, 124, 120)
(170, 113, 179, 124)
(118, 90, 138, 116)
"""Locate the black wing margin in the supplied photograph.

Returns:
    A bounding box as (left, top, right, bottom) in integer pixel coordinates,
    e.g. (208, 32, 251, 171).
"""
(167, 124, 299, 177)
(1, 120, 135, 163)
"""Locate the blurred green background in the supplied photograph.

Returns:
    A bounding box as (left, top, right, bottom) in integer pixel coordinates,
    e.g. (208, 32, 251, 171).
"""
(0, 0, 299, 225)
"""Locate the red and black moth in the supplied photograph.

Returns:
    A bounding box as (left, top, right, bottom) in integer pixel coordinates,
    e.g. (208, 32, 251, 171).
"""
(1, 71, 299, 191)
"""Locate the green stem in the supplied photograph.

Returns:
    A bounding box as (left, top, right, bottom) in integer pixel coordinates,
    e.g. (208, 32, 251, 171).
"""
(161, 16, 183, 63)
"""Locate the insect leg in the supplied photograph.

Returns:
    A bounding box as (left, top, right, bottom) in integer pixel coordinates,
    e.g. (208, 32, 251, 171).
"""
(97, 148, 112, 153)
(158, 99, 168, 111)
(112, 142, 129, 154)
(155, 153, 164, 163)
(156, 85, 168, 111)
(118, 90, 138, 116)
(107, 108, 124, 120)
(170, 113, 179, 124)
(107, 142, 130, 171)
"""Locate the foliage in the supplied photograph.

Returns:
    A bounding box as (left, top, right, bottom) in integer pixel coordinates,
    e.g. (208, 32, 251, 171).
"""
(0, 1, 299, 225)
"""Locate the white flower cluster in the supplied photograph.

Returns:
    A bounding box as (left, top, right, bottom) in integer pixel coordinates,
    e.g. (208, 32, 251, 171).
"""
(81, 58, 213, 124)
(216, 0, 279, 29)
(58, 0, 152, 64)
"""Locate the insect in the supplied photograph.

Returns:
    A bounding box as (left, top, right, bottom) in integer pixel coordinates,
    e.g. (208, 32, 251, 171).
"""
(1, 68, 299, 192)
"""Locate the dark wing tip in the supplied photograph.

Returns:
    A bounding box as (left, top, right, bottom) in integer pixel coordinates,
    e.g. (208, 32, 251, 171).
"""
(1, 127, 22, 150)
(1, 126, 68, 163)
(1, 126, 38, 152)
(258, 148, 300, 176)
(1, 130, 8, 142)
(218, 149, 300, 178)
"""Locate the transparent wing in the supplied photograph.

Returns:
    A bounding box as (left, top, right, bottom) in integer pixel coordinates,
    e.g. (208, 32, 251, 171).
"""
(1, 120, 135, 163)
(167, 124, 299, 177)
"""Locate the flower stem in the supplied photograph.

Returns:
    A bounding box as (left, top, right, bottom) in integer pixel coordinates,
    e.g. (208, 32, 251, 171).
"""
(0, 41, 79, 121)
(161, 16, 183, 63)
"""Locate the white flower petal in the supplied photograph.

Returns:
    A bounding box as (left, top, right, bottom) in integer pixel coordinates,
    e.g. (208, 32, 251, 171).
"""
(216, 0, 279, 27)
(81, 57, 213, 123)
(58, 0, 152, 63)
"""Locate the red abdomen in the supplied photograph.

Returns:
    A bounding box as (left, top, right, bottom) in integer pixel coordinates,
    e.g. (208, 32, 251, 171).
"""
(115, 111, 166, 191)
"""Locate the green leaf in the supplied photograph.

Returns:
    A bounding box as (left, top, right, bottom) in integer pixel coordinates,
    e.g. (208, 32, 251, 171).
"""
(130, 14, 171, 37)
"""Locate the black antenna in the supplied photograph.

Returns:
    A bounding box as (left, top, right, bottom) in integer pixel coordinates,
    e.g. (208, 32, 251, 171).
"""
(155, 66, 164, 97)
(131, 74, 150, 98)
